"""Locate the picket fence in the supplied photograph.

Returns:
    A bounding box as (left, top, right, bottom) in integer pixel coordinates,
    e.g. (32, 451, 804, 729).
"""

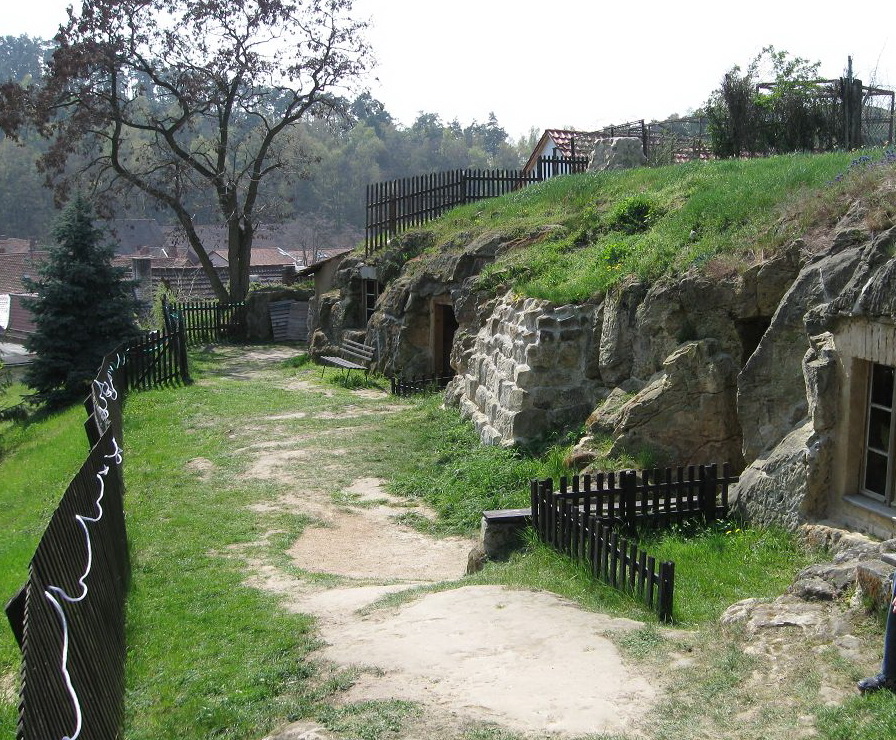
(531, 464, 736, 621)
(5, 328, 189, 740)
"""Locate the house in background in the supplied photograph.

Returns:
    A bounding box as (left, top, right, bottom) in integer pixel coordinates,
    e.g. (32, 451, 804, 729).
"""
(0, 236, 37, 255)
(522, 129, 599, 180)
(0, 252, 48, 343)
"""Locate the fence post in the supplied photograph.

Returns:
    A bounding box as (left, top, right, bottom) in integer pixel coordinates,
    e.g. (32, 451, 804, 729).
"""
(387, 191, 398, 239)
(622, 471, 637, 529)
(530, 479, 539, 531)
(658, 561, 675, 622)
(700, 463, 718, 521)
(176, 324, 192, 385)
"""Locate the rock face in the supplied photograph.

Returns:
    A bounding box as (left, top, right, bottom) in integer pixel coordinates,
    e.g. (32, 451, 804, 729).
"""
(445, 294, 602, 446)
(604, 339, 743, 468)
(734, 224, 896, 534)
(588, 137, 648, 172)
(307, 182, 896, 535)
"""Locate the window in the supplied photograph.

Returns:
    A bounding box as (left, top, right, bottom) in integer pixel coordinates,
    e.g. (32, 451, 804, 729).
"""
(862, 362, 896, 505)
(362, 279, 380, 324)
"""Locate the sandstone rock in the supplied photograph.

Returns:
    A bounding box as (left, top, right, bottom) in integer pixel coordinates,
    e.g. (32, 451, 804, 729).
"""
(733, 422, 823, 529)
(855, 559, 895, 609)
(738, 243, 865, 462)
(466, 542, 487, 575)
(606, 339, 743, 468)
(789, 576, 840, 601)
(721, 594, 832, 635)
(598, 281, 647, 385)
(588, 137, 647, 172)
(563, 449, 597, 471)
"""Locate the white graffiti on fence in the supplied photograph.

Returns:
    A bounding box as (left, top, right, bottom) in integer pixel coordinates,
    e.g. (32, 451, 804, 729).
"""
(92, 367, 120, 431)
(42, 437, 124, 740)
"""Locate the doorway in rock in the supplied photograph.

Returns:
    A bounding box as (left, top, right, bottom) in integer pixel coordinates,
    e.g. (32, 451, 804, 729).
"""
(432, 299, 458, 377)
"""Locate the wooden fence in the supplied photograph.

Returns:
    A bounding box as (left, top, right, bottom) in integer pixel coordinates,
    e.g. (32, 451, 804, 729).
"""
(365, 155, 587, 253)
(6, 331, 190, 739)
(530, 463, 736, 621)
(163, 297, 246, 346)
(389, 373, 454, 397)
(120, 330, 191, 391)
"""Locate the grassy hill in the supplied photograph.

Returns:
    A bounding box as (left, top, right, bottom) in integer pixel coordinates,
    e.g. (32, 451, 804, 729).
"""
(391, 149, 895, 304)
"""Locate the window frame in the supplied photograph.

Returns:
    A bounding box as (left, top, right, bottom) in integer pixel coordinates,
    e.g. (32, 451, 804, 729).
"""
(861, 361, 896, 506)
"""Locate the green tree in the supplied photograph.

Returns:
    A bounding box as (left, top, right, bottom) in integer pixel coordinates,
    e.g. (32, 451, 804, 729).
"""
(706, 47, 828, 158)
(0, 34, 51, 85)
(23, 195, 139, 408)
(0, 0, 372, 302)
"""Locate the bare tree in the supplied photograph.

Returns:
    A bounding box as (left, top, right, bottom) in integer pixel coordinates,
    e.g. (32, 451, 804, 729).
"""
(0, 0, 371, 301)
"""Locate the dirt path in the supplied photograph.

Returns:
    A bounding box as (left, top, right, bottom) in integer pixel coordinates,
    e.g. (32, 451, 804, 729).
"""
(204, 347, 882, 740)
(205, 347, 658, 739)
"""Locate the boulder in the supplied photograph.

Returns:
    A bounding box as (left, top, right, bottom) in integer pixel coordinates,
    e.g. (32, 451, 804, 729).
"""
(588, 137, 647, 172)
(603, 339, 743, 468)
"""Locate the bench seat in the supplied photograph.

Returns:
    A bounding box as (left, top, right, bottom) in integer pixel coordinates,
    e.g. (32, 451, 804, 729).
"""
(321, 339, 374, 375)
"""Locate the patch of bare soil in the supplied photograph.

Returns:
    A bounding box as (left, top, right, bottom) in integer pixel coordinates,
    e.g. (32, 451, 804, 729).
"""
(216, 358, 661, 740)
(204, 349, 884, 740)
(0, 672, 16, 704)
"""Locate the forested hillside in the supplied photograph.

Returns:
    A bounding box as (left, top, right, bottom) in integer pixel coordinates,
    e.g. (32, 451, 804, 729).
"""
(0, 34, 538, 245)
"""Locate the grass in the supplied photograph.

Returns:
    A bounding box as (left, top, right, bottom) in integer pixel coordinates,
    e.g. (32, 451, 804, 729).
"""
(385, 148, 895, 305)
(0, 347, 888, 740)
(0, 383, 89, 732)
(641, 518, 819, 625)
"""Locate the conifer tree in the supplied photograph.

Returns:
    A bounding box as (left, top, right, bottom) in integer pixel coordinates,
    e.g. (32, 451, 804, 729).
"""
(24, 195, 139, 407)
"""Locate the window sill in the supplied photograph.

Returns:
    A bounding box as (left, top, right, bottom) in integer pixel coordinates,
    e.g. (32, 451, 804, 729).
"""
(843, 494, 896, 525)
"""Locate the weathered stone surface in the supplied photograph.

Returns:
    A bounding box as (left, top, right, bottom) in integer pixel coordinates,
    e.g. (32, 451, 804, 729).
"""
(856, 560, 895, 609)
(466, 541, 487, 574)
(603, 339, 743, 468)
(588, 137, 647, 172)
(480, 513, 529, 561)
(448, 292, 604, 445)
(791, 562, 857, 597)
(598, 281, 647, 385)
(789, 576, 840, 600)
(733, 422, 821, 528)
(721, 595, 831, 633)
(738, 243, 865, 462)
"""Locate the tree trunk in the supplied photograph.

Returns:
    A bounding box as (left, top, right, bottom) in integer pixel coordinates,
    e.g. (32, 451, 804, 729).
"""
(227, 218, 253, 302)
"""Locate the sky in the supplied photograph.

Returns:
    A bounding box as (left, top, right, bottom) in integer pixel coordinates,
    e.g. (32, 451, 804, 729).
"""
(4, 0, 895, 141)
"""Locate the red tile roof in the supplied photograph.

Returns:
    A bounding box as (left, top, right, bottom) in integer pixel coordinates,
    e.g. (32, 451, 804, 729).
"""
(0, 252, 48, 294)
(523, 129, 601, 174)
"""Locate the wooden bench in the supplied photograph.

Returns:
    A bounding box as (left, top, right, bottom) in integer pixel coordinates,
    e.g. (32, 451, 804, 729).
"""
(320, 338, 375, 377)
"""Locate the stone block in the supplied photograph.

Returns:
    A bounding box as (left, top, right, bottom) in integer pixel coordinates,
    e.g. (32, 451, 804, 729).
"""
(506, 387, 527, 412)
(480, 511, 531, 560)
(856, 560, 895, 609)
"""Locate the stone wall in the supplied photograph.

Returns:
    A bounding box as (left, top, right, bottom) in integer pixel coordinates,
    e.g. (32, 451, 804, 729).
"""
(734, 224, 896, 534)
(445, 294, 602, 446)
(305, 192, 896, 536)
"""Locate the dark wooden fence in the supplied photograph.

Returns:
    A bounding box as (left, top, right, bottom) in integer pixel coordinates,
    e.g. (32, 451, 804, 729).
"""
(120, 330, 190, 391)
(163, 297, 246, 346)
(389, 373, 454, 397)
(531, 463, 736, 621)
(366, 155, 587, 253)
(6, 330, 191, 740)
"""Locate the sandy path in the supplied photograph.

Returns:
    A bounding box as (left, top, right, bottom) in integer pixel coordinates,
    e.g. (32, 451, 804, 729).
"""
(211, 348, 656, 738)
